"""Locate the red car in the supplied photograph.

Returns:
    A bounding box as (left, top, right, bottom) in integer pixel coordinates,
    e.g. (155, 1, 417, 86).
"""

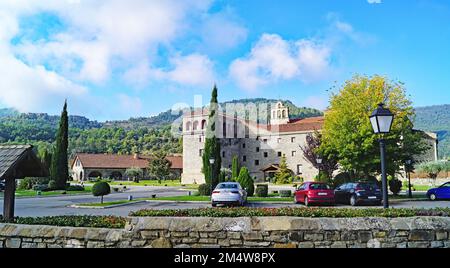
(294, 182, 335, 206)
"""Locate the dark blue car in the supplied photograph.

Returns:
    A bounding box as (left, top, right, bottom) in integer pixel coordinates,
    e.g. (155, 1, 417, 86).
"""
(427, 182, 450, 201)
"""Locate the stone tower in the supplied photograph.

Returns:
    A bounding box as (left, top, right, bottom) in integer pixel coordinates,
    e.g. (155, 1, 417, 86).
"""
(270, 101, 289, 125)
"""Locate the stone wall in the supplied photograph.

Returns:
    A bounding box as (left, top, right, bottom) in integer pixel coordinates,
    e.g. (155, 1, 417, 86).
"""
(1, 217, 449, 248)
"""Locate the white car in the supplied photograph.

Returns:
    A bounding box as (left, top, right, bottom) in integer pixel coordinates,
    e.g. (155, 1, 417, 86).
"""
(211, 182, 247, 207)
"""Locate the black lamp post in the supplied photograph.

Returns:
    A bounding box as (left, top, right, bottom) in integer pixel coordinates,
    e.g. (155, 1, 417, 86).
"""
(406, 159, 413, 198)
(370, 103, 394, 209)
(316, 157, 323, 175)
(209, 158, 215, 195)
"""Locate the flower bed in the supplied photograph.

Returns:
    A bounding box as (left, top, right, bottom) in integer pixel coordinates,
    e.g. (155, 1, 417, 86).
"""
(130, 207, 450, 218)
(0, 215, 126, 229)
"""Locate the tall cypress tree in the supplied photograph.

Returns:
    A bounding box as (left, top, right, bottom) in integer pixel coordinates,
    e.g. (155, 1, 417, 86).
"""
(232, 155, 239, 180)
(202, 85, 222, 189)
(50, 100, 69, 190)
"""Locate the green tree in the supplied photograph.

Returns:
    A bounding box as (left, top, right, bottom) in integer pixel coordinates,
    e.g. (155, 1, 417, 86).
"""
(236, 167, 255, 196)
(320, 75, 427, 180)
(202, 85, 222, 189)
(416, 161, 448, 186)
(92, 181, 111, 204)
(125, 167, 144, 183)
(274, 155, 292, 184)
(50, 100, 69, 190)
(231, 155, 239, 180)
(148, 151, 172, 183)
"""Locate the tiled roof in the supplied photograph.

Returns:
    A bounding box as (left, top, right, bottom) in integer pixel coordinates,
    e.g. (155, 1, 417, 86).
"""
(73, 153, 183, 170)
(184, 108, 324, 133)
(0, 145, 46, 179)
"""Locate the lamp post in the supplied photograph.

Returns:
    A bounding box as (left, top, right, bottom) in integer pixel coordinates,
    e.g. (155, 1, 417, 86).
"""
(316, 157, 323, 175)
(406, 159, 413, 198)
(370, 103, 394, 209)
(209, 158, 215, 195)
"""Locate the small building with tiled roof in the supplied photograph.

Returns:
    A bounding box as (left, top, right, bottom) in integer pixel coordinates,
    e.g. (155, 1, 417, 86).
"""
(71, 153, 182, 181)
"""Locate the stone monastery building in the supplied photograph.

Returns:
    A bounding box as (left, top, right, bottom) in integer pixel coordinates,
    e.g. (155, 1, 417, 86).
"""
(181, 102, 438, 185)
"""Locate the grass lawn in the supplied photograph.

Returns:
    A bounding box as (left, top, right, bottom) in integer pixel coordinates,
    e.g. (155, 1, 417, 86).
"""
(401, 185, 433, 191)
(107, 179, 198, 189)
(0, 186, 92, 198)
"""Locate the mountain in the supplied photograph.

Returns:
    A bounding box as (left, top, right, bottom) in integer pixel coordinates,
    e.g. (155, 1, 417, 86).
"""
(414, 105, 450, 159)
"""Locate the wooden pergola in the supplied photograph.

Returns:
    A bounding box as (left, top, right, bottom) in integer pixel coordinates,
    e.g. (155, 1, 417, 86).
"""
(0, 145, 47, 221)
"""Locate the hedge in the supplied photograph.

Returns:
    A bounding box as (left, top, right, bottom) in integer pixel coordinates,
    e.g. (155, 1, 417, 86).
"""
(130, 207, 450, 218)
(0, 215, 126, 229)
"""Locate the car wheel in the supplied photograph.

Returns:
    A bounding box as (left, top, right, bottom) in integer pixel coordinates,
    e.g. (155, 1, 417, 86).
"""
(212, 203, 217, 207)
(429, 193, 437, 201)
(350, 195, 357, 206)
(304, 197, 309, 207)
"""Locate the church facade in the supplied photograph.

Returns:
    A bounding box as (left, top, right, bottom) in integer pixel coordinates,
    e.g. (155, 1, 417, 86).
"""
(181, 102, 438, 185)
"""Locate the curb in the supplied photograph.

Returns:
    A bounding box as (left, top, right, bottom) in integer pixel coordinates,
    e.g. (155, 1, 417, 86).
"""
(69, 200, 147, 209)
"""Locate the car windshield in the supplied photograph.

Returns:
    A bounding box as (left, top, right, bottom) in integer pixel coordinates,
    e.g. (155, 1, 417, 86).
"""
(217, 184, 238, 189)
(310, 183, 331, 190)
(358, 183, 379, 190)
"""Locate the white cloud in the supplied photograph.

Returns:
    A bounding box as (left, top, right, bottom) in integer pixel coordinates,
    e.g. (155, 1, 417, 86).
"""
(367, 0, 382, 4)
(229, 34, 331, 90)
(200, 10, 248, 53)
(0, 0, 226, 114)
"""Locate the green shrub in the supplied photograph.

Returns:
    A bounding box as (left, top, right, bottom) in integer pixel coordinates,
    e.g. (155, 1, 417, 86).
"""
(92, 181, 111, 204)
(255, 184, 268, 197)
(130, 207, 450, 218)
(279, 190, 292, 197)
(198, 183, 211, 196)
(32, 184, 49, 191)
(66, 185, 85, 191)
(18, 177, 51, 190)
(314, 171, 331, 184)
(47, 180, 57, 190)
(0, 215, 126, 228)
(236, 167, 255, 196)
(389, 178, 403, 196)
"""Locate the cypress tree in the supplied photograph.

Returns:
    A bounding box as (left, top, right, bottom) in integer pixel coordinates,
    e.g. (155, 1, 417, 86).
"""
(202, 85, 222, 189)
(50, 100, 69, 190)
(232, 155, 239, 180)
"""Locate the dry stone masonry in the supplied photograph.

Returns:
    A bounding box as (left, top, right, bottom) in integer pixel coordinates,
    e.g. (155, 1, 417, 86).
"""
(1, 217, 449, 248)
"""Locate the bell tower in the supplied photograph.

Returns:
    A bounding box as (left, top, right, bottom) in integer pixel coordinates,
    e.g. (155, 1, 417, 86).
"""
(270, 101, 289, 125)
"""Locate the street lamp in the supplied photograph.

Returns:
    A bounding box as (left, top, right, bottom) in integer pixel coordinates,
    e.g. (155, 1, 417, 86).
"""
(316, 157, 323, 175)
(209, 158, 215, 195)
(406, 159, 413, 198)
(370, 103, 394, 209)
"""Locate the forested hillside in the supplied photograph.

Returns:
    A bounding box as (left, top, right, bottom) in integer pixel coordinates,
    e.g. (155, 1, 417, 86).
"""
(1, 98, 320, 156)
(1, 101, 446, 159)
(414, 105, 450, 159)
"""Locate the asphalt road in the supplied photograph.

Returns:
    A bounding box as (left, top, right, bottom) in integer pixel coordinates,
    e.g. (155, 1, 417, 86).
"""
(1, 186, 449, 217)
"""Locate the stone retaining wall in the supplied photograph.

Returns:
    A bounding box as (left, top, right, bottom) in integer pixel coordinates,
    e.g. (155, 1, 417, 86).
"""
(1, 217, 449, 248)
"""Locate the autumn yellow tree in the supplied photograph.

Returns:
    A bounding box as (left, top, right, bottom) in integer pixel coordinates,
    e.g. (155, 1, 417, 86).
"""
(320, 75, 427, 179)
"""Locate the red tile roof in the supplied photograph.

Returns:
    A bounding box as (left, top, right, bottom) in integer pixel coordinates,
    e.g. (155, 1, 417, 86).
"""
(72, 154, 183, 170)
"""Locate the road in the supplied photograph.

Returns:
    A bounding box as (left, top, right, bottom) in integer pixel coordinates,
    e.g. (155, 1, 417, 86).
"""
(1, 186, 449, 217)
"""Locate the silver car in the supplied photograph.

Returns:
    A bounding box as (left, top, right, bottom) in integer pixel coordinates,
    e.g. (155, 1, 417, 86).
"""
(211, 182, 247, 207)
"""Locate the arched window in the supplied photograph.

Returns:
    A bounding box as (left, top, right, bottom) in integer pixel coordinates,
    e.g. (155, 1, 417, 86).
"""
(193, 121, 199, 130)
(277, 110, 281, 118)
(282, 110, 286, 118)
(185, 121, 192, 131)
(201, 120, 207, 130)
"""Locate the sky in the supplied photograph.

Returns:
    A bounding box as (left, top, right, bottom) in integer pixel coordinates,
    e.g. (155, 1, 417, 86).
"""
(0, 0, 449, 121)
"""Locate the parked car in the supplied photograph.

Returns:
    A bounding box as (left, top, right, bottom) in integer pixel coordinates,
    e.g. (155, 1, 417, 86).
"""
(0, 180, 5, 191)
(294, 182, 335, 206)
(334, 182, 382, 206)
(211, 182, 247, 207)
(427, 182, 450, 201)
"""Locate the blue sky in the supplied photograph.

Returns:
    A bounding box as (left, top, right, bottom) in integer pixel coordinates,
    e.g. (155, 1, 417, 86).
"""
(0, 0, 449, 121)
